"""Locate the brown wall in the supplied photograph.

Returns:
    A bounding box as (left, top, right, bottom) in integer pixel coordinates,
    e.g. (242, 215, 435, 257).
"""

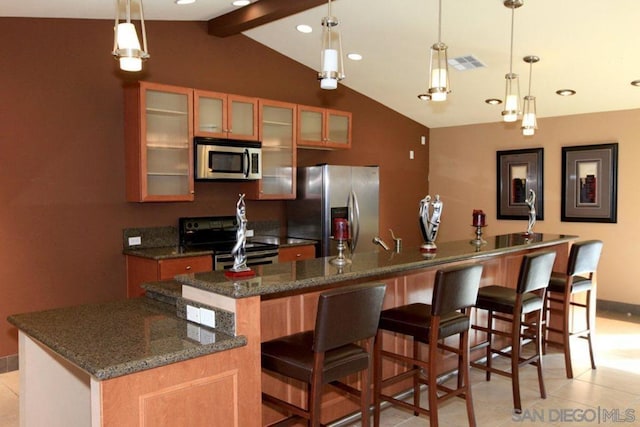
(0, 18, 429, 356)
(430, 110, 638, 305)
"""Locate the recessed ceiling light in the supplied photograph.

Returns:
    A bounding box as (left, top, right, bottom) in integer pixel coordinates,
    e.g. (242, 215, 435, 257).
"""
(347, 53, 363, 61)
(485, 98, 502, 105)
(232, 0, 250, 6)
(175, 0, 196, 4)
(296, 24, 313, 34)
(631, 80, 640, 87)
(556, 89, 576, 96)
(417, 94, 431, 101)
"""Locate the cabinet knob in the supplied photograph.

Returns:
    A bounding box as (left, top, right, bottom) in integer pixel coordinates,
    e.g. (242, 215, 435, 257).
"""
(296, 253, 302, 257)
(185, 265, 192, 270)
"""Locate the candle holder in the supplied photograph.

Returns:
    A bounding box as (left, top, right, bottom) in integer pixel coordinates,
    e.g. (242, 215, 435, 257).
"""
(330, 238, 352, 266)
(470, 224, 487, 246)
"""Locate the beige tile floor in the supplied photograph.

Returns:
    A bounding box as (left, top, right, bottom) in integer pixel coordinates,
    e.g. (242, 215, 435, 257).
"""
(0, 313, 638, 427)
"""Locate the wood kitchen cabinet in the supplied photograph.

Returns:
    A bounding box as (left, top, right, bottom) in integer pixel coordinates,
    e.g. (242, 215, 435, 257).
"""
(244, 99, 297, 200)
(126, 255, 212, 298)
(124, 81, 195, 202)
(297, 105, 352, 149)
(194, 90, 258, 141)
(278, 245, 316, 262)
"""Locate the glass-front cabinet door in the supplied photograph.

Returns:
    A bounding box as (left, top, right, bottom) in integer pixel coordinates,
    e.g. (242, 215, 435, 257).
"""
(297, 105, 351, 149)
(194, 90, 258, 141)
(325, 109, 352, 149)
(245, 100, 296, 200)
(125, 81, 194, 202)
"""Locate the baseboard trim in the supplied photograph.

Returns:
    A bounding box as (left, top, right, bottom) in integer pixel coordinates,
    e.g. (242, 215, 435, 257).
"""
(597, 299, 640, 316)
(0, 354, 18, 373)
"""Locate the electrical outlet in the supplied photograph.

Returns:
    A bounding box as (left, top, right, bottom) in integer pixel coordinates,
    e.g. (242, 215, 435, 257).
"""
(128, 236, 142, 246)
(421, 135, 426, 145)
(409, 150, 415, 160)
(200, 308, 216, 328)
(186, 305, 201, 323)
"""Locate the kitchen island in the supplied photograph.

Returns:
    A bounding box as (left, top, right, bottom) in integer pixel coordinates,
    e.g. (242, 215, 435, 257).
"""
(9, 233, 576, 426)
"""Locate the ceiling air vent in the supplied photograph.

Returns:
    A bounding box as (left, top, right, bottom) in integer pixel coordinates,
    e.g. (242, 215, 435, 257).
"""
(448, 55, 486, 71)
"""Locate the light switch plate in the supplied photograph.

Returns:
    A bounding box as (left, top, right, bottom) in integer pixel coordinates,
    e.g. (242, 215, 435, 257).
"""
(246, 229, 254, 238)
(200, 308, 216, 328)
(128, 236, 142, 246)
(186, 305, 200, 323)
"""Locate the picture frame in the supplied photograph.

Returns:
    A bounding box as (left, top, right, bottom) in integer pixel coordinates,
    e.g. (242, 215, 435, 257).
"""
(496, 148, 544, 220)
(561, 143, 618, 223)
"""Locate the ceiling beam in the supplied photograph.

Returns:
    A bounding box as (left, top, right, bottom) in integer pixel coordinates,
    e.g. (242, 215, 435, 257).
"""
(208, 0, 327, 37)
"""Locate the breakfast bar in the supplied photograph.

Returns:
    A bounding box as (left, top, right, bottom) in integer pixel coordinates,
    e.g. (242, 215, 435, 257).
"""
(9, 233, 576, 427)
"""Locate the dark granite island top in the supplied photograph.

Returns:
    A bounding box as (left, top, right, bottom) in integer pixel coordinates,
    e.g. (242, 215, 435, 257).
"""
(176, 233, 577, 299)
(8, 298, 245, 380)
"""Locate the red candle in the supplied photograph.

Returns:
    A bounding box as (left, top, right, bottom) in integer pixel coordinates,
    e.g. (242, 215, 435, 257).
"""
(333, 218, 349, 240)
(472, 210, 486, 227)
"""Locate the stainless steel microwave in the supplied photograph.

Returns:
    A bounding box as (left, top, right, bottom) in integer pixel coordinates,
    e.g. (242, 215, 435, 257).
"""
(194, 137, 261, 180)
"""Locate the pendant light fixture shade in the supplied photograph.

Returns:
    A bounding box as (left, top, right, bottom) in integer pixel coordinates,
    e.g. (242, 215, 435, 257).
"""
(318, 0, 345, 90)
(427, 0, 450, 102)
(522, 55, 539, 136)
(112, 0, 149, 72)
(502, 0, 523, 122)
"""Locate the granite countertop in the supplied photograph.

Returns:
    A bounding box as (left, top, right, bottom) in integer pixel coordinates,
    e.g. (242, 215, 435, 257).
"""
(8, 298, 246, 380)
(123, 246, 213, 260)
(122, 237, 317, 260)
(176, 233, 577, 299)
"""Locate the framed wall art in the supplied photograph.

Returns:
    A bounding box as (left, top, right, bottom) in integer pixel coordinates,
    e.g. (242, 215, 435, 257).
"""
(561, 143, 618, 223)
(496, 148, 544, 220)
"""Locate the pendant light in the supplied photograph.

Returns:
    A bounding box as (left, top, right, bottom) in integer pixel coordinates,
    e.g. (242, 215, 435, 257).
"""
(522, 55, 539, 136)
(112, 0, 149, 72)
(427, 0, 450, 102)
(318, 0, 345, 90)
(502, 0, 523, 122)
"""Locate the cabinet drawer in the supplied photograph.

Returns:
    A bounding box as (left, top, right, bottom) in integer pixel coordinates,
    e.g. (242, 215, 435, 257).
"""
(158, 256, 212, 279)
(278, 245, 316, 262)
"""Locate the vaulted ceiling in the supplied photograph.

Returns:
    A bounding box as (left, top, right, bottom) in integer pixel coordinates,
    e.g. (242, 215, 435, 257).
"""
(6, 0, 640, 128)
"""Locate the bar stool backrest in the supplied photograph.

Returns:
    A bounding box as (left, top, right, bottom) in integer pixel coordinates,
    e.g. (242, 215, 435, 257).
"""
(567, 240, 603, 277)
(431, 264, 483, 316)
(313, 283, 386, 353)
(517, 251, 557, 294)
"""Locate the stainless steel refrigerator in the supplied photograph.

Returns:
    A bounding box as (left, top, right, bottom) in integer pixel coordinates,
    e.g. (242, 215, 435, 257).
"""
(287, 165, 380, 257)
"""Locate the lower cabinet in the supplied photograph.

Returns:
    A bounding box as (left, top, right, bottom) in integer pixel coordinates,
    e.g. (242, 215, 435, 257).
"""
(278, 245, 316, 262)
(126, 255, 212, 298)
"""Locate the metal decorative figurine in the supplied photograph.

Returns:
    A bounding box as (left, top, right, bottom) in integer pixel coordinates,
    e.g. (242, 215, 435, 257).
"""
(419, 194, 443, 252)
(226, 193, 254, 277)
(525, 189, 536, 236)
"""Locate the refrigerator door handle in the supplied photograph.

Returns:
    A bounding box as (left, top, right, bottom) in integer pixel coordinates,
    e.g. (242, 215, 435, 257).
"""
(348, 190, 360, 252)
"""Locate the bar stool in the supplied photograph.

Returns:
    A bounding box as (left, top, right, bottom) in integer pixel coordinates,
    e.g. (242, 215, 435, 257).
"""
(471, 250, 556, 414)
(261, 282, 386, 427)
(544, 240, 603, 378)
(373, 263, 483, 427)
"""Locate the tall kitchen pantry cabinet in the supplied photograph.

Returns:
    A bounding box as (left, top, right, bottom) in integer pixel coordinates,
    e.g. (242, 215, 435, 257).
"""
(124, 81, 194, 202)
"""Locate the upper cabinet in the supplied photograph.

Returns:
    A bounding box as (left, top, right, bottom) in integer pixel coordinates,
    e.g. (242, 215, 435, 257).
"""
(244, 99, 297, 200)
(297, 105, 352, 149)
(124, 81, 194, 202)
(194, 90, 258, 141)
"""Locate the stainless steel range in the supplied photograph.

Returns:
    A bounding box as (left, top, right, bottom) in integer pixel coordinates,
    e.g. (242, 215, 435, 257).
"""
(179, 216, 279, 271)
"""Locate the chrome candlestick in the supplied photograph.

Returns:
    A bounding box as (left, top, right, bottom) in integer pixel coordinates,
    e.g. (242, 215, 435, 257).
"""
(330, 218, 351, 265)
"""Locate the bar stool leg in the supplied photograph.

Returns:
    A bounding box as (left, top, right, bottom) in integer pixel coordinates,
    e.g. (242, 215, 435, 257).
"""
(485, 310, 493, 381)
(585, 289, 597, 370)
(413, 340, 421, 416)
(373, 330, 383, 427)
(427, 336, 439, 427)
(462, 329, 477, 427)
(361, 341, 372, 427)
(511, 313, 523, 414)
(562, 296, 574, 379)
(534, 309, 547, 400)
